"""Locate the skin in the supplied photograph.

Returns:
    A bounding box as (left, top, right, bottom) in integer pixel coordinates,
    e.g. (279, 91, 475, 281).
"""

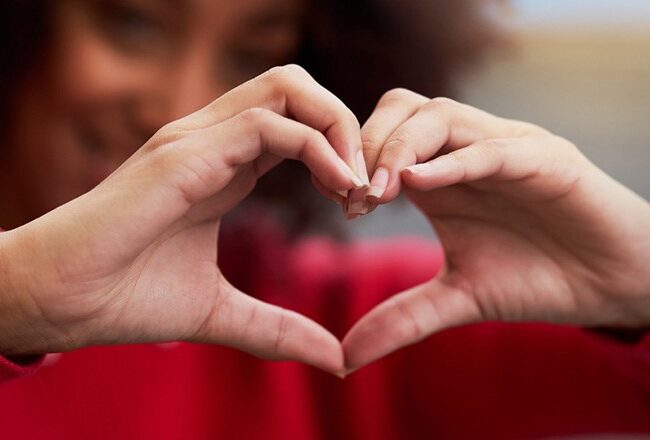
(1, 0, 309, 228)
(0, 0, 366, 375)
(1, 1, 649, 376)
(342, 90, 650, 371)
(0, 64, 365, 375)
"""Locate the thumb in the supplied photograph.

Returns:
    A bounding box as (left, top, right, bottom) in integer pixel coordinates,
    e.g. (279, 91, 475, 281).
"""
(342, 278, 481, 372)
(190, 279, 345, 376)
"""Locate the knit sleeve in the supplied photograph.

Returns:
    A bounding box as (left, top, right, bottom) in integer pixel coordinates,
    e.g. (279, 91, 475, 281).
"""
(0, 355, 44, 384)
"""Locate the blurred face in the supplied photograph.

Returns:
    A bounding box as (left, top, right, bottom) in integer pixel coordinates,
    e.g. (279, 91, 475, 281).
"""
(8, 0, 303, 218)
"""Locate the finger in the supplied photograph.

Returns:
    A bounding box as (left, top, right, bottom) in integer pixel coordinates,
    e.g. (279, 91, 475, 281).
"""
(342, 278, 481, 371)
(311, 174, 368, 219)
(402, 138, 526, 190)
(252, 153, 282, 179)
(192, 283, 345, 376)
(344, 153, 371, 216)
(311, 173, 346, 207)
(360, 89, 427, 205)
(178, 64, 367, 182)
(361, 88, 428, 175)
(172, 108, 365, 207)
(83, 109, 364, 259)
(349, 88, 425, 216)
(372, 97, 541, 203)
(402, 137, 575, 203)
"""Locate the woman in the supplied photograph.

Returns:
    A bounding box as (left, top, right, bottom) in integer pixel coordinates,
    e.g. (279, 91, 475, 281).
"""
(1, 0, 649, 438)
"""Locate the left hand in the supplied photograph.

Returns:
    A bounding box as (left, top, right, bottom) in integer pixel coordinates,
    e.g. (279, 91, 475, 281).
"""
(0, 65, 363, 375)
(342, 89, 650, 371)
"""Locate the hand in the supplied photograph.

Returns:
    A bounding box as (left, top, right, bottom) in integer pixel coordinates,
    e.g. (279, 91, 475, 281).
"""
(343, 89, 650, 371)
(0, 65, 366, 375)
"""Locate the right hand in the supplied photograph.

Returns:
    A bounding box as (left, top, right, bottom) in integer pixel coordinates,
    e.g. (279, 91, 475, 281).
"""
(342, 91, 650, 371)
(0, 65, 365, 375)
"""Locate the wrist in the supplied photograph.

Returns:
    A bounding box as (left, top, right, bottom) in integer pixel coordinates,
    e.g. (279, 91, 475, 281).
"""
(0, 228, 63, 356)
(576, 164, 650, 327)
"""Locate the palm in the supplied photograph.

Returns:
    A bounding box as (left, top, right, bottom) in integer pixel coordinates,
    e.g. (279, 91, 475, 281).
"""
(407, 176, 644, 327)
(344, 92, 650, 371)
(416, 189, 580, 325)
(95, 163, 277, 345)
(42, 164, 256, 349)
(97, 220, 223, 345)
(344, 159, 650, 371)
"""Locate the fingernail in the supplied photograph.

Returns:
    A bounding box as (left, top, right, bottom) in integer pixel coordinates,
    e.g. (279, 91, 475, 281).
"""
(348, 201, 370, 216)
(355, 150, 370, 185)
(337, 156, 365, 188)
(404, 159, 452, 177)
(336, 189, 349, 198)
(348, 170, 365, 189)
(331, 193, 345, 206)
(403, 163, 430, 175)
(366, 167, 389, 201)
(347, 185, 370, 215)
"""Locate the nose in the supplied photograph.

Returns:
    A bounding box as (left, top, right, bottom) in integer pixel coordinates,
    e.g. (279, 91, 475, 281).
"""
(135, 51, 228, 135)
(167, 51, 225, 121)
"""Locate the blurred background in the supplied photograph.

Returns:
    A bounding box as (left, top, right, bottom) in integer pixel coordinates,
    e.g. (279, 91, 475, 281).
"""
(345, 0, 650, 238)
(1, 2, 649, 438)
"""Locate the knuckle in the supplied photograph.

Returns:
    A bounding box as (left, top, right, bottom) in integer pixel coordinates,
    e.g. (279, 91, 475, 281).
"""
(448, 149, 471, 165)
(346, 110, 362, 130)
(379, 87, 419, 106)
(550, 135, 585, 161)
(551, 134, 577, 151)
(264, 64, 309, 85)
(263, 66, 286, 83)
(467, 140, 504, 162)
(424, 96, 458, 113)
(259, 65, 312, 108)
(300, 128, 326, 158)
(145, 122, 187, 151)
(336, 104, 361, 132)
(382, 135, 408, 152)
(146, 143, 181, 175)
(515, 121, 548, 137)
(282, 63, 310, 77)
(361, 131, 382, 154)
(237, 107, 271, 126)
(479, 138, 507, 151)
(273, 308, 290, 356)
(378, 136, 416, 166)
(390, 296, 424, 341)
(308, 126, 327, 144)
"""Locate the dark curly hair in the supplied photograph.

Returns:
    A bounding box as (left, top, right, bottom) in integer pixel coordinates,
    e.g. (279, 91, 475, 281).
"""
(258, 0, 509, 234)
(0, 0, 507, 235)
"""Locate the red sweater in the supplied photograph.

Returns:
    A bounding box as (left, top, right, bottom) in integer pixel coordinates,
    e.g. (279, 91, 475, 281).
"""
(1, 223, 649, 439)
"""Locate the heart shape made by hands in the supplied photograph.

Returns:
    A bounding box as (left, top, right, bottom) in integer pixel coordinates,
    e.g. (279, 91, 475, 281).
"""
(219, 190, 451, 377)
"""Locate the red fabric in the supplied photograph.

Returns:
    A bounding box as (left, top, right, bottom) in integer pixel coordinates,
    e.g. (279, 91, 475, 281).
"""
(0, 355, 43, 382)
(1, 224, 649, 439)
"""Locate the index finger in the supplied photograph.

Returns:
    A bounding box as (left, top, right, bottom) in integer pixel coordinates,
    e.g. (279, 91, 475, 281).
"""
(176, 64, 367, 181)
(369, 97, 541, 203)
